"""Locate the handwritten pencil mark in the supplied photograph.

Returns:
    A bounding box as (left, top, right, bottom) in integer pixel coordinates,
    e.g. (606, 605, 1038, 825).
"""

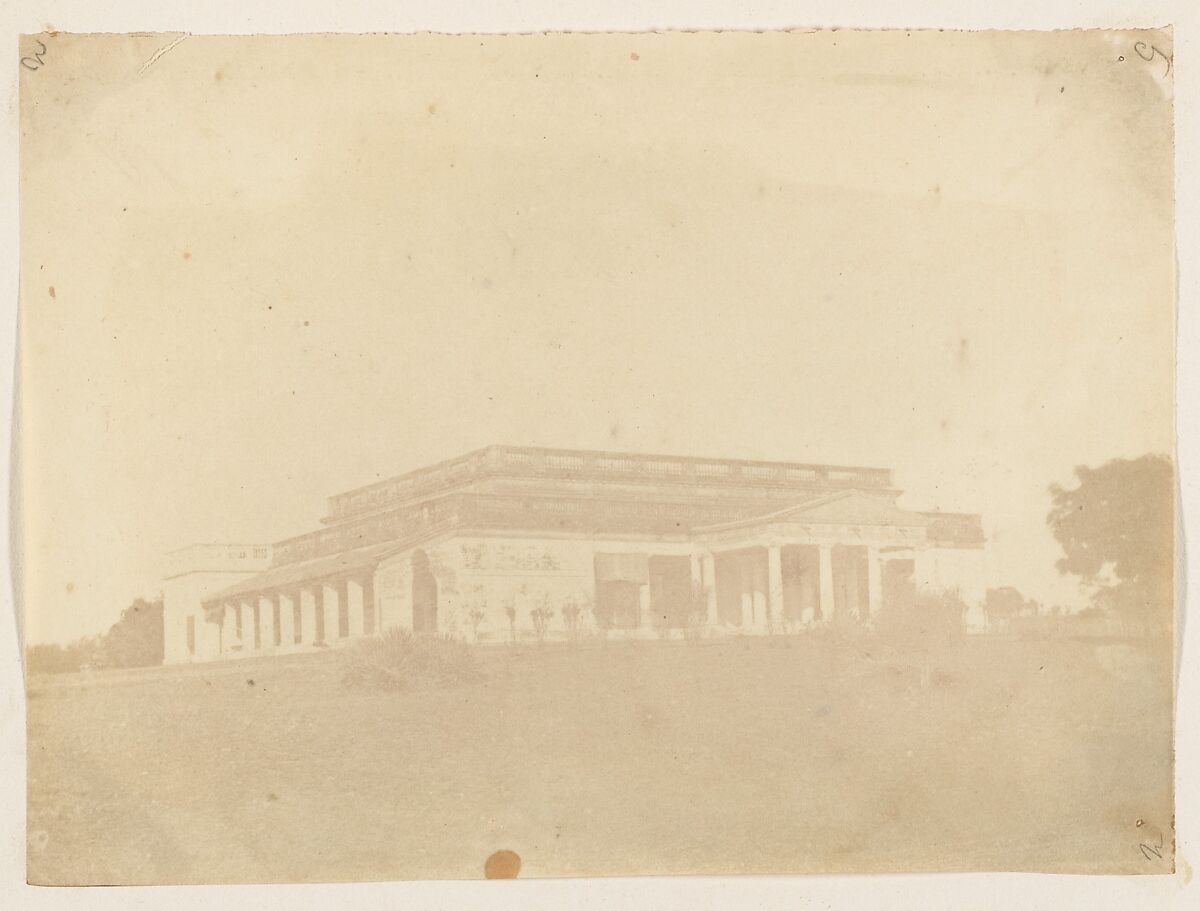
(1133, 41, 1171, 79)
(20, 39, 48, 72)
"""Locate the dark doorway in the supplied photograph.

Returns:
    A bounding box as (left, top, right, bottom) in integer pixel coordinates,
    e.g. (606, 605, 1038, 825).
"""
(412, 549, 438, 632)
(596, 580, 641, 629)
(833, 545, 869, 621)
(715, 552, 743, 625)
(781, 545, 819, 623)
(648, 555, 692, 628)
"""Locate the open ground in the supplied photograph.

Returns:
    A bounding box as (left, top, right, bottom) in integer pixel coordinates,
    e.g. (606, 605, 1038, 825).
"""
(26, 634, 1173, 883)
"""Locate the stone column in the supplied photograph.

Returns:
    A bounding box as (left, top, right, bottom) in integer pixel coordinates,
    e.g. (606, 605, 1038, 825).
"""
(241, 599, 258, 651)
(200, 611, 221, 659)
(800, 551, 817, 626)
(767, 544, 785, 631)
(866, 546, 883, 619)
(740, 556, 754, 629)
(299, 587, 318, 644)
(259, 594, 277, 650)
(818, 545, 835, 623)
(221, 603, 236, 654)
(347, 578, 366, 638)
(701, 552, 718, 626)
(638, 583, 652, 631)
(688, 554, 705, 627)
(279, 591, 297, 648)
(751, 555, 768, 632)
(321, 582, 341, 643)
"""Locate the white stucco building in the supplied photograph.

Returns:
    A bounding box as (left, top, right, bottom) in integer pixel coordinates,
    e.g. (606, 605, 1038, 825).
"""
(163, 445, 988, 663)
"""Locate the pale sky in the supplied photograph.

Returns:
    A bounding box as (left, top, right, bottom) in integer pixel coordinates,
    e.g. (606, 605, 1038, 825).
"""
(19, 30, 1174, 644)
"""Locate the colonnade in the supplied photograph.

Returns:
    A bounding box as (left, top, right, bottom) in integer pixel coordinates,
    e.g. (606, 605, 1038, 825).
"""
(210, 575, 375, 656)
(687, 542, 893, 632)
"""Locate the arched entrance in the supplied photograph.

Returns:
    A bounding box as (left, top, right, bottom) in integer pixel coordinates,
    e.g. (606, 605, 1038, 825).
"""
(411, 549, 438, 632)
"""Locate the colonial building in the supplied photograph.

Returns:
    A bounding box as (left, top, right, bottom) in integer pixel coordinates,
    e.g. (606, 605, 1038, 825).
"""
(162, 445, 987, 664)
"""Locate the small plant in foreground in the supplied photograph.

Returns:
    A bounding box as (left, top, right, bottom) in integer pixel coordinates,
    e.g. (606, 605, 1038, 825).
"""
(561, 602, 581, 643)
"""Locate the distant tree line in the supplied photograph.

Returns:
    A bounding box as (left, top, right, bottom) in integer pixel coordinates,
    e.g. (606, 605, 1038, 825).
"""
(26, 597, 164, 675)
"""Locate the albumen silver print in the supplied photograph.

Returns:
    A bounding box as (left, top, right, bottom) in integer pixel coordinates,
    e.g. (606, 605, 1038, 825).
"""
(19, 29, 1175, 883)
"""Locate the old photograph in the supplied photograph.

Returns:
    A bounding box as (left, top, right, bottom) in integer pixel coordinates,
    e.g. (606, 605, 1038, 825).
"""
(17, 29, 1176, 883)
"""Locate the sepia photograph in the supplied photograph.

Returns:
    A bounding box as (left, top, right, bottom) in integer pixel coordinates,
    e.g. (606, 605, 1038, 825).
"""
(15, 26, 1180, 887)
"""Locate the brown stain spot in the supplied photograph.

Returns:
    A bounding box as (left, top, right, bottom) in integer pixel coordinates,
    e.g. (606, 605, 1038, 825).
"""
(214, 70, 224, 82)
(427, 103, 437, 115)
(48, 286, 55, 299)
(630, 52, 640, 61)
(182, 251, 191, 260)
(484, 849, 521, 879)
(65, 582, 74, 593)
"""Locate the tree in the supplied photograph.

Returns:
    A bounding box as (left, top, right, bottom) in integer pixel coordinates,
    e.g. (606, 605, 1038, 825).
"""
(984, 586, 1027, 631)
(96, 598, 164, 668)
(1047, 454, 1173, 636)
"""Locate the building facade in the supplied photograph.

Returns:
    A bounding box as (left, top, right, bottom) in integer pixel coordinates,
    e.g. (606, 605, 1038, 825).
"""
(162, 445, 988, 663)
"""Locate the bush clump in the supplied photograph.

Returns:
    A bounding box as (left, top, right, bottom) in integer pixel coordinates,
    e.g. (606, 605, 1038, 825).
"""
(342, 628, 485, 692)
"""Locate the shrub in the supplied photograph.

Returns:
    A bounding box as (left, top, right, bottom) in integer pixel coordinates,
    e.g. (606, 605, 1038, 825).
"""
(875, 588, 966, 651)
(503, 602, 517, 643)
(530, 606, 554, 643)
(468, 607, 486, 642)
(342, 628, 485, 692)
(561, 603, 581, 642)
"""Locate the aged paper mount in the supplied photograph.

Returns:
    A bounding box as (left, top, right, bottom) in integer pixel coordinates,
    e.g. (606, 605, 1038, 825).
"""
(17, 28, 1177, 885)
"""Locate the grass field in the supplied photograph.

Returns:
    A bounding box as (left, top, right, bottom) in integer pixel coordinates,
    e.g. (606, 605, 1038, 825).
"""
(25, 634, 1174, 883)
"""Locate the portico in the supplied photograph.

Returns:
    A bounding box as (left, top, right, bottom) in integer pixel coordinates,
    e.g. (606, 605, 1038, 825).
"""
(683, 490, 927, 633)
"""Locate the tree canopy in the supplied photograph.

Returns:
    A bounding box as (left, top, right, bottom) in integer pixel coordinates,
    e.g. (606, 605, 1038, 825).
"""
(1046, 454, 1173, 635)
(97, 598, 164, 669)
